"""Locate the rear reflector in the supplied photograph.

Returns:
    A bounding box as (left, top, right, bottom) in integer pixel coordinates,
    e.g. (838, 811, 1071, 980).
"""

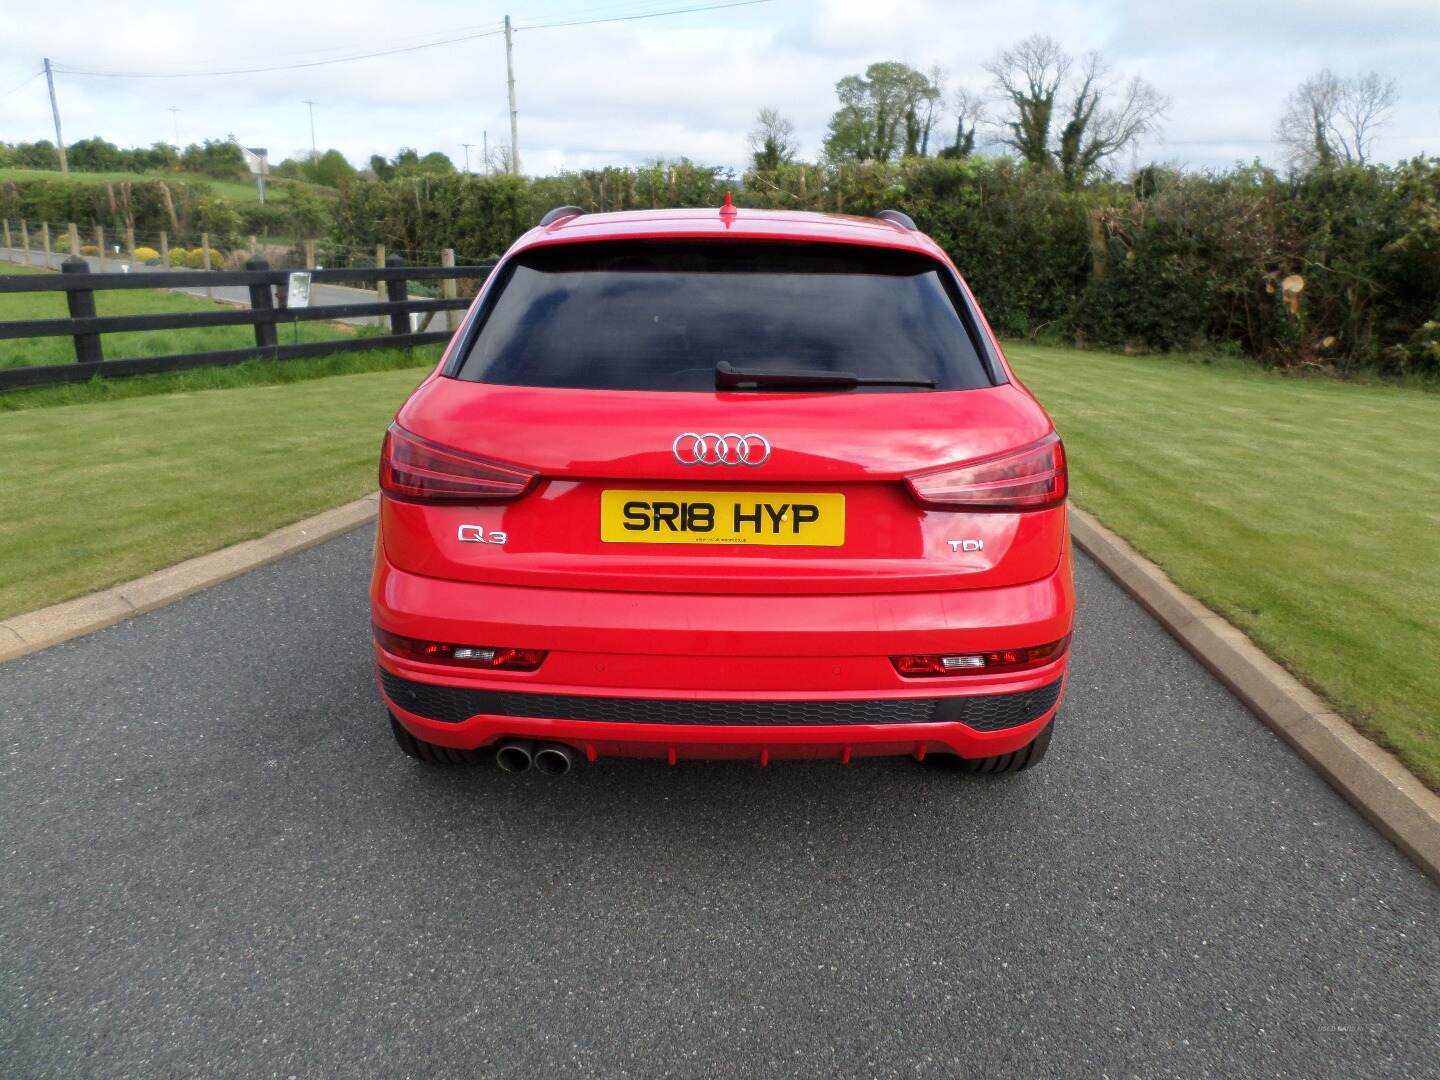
(380, 423, 537, 502)
(907, 433, 1066, 512)
(373, 625, 546, 671)
(892, 635, 1070, 677)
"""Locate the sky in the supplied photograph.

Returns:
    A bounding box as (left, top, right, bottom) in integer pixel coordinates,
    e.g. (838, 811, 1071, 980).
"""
(1, 0, 1437, 177)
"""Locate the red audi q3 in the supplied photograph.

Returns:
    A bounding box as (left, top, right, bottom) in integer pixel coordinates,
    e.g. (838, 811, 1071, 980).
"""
(372, 201, 1073, 775)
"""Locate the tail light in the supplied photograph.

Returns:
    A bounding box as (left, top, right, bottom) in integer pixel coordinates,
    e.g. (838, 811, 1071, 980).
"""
(373, 626, 546, 671)
(380, 423, 536, 502)
(907, 434, 1066, 512)
(892, 635, 1070, 678)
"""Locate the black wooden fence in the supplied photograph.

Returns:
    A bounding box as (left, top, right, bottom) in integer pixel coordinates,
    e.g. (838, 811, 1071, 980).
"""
(0, 256, 495, 390)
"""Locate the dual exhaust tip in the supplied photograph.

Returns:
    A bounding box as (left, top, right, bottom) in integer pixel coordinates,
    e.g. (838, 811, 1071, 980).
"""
(495, 739, 576, 776)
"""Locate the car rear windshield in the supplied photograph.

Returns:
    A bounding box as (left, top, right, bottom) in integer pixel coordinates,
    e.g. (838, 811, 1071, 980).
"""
(451, 241, 995, 392)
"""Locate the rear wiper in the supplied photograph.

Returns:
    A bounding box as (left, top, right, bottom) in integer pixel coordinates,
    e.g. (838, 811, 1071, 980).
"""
(715, 360, 935, 391)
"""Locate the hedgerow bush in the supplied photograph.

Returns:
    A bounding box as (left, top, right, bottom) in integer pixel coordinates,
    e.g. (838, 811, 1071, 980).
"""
(324, 156, 1439, 374)
(132, 246, 160, 263)
(0, 175, 209, 244)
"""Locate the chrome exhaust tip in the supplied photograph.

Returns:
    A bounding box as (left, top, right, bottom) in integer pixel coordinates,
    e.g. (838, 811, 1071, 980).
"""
(495, 739, 535, 773)
(533, 743, 576, 776)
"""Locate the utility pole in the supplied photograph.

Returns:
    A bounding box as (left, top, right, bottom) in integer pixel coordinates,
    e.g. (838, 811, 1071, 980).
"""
(168, 107, 181, 149)
(461, 143, 475, 174)
(43, 58, 67, 174)
(303, 100, 318, 161)
(504, 15, 520, 175)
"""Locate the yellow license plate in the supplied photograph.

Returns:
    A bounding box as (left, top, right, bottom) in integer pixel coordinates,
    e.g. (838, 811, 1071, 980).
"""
(600, 490, 845, 546)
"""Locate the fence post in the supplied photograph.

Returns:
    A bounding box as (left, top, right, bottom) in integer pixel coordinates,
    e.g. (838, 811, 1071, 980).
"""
(41, 222, 51, 262)
(441, 248, 458, 331)
(2, 220, 10, 250)
(202, 232, 213, 302)
(20, 219, 30, 264)
(385, 254, 410, 336)
(246, 258, 278, 350)
(124, 225, 136, 262)
(374, 244, 386, 302)
(67, 223, 79, 257)
(95, 225, 106, 271)
(248, 235, 257, 257)
(304, 238, 317, 268)
(160, 230, 170, 268)
(61, 256, 104, 366)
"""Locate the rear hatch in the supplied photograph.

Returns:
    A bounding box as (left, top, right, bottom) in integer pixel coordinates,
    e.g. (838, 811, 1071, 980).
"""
(382, 239, 1064, 595)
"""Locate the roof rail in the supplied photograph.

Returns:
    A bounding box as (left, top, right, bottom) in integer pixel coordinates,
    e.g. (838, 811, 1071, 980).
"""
(539, 205, 586, 228)
(876, 209, 917, 231)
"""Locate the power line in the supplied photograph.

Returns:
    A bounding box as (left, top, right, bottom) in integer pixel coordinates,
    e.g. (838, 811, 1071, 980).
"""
(517, 0, 776, 31)
(51, 26, 505, 79)
(47, 0, 777, 79)
(0, 67, 43, 99)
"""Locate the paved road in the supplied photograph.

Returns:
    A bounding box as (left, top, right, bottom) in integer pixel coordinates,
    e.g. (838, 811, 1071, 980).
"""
(0, 247, 393, 326)
(2, 531, 1437, 1078)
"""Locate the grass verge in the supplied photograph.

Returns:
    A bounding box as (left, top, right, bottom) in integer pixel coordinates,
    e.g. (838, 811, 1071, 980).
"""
(0, 363, 433, 621)
(1007, 342, 1440, 791)
(0, 261, 359, 369)
(0, 166, 334, 206)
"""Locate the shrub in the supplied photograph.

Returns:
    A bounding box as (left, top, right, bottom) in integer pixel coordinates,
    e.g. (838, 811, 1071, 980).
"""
(79, 244, 100, 256)
(132, 245, 160, 262)
(186, 248, 209, 269)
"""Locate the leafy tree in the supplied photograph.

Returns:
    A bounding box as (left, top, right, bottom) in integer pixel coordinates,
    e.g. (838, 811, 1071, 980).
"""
(66, 137, 128, 172)
(986, 35, 1166, 184)
(1277, 70, 1397, 170)
(179, 139, 248, 180)
(132, 142, 179, 172)
(272, 158, 307, 180)
(368, 154, 395, 181)
(302, 149, 358, 187)
(822, 62, 942, 162)
(415, 151, 457, 175)
(748, 107, 798, 171)
(15, 140, 59, 169)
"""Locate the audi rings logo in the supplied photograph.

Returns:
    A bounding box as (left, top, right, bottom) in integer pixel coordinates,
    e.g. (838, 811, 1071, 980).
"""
(672, 432, 772, 467)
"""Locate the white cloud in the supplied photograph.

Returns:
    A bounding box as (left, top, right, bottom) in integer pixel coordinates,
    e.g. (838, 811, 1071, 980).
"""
(1, 0, 1435, 175)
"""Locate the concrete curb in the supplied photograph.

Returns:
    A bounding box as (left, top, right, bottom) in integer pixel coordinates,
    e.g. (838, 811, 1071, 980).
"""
(1070, 506, 1440, 886)
(0, 494, 378, 665)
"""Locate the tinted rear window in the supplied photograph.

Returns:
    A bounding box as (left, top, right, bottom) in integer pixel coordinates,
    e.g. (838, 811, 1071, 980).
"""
(452, 241, 994, 392)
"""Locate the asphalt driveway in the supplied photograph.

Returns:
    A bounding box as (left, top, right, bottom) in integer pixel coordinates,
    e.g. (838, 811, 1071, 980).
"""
(2, 529, 1437, 1078)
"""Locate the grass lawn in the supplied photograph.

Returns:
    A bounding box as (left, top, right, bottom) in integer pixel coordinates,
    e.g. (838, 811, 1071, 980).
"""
(0, 166, 334, 206)
(0, 262, 359, 369)
(0, 363, 433, 621)
(1007, 343, 1440, 790)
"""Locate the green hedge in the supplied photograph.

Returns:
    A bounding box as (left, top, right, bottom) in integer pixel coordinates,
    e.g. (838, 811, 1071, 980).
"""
(327, 156, 1440, 376)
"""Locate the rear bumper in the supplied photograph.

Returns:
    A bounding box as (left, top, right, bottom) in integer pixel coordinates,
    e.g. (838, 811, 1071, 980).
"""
(372, 544, 1073, 761)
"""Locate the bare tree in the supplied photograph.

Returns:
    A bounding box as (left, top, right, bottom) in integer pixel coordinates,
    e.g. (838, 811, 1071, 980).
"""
(1336, 71, 1397, 164)
(986, 35, 1165, 183)
(939, 87, 987, 158)
(748, 107, 798, 171)
(484, 143, 514, 175)
(1057, 53, 1168, 184)
(1277, 69, 1397, 168)
(985, 34, 1070, 168)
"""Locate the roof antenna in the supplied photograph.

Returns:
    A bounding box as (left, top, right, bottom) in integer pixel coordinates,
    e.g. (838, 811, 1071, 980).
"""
(720, 191, 737, 221)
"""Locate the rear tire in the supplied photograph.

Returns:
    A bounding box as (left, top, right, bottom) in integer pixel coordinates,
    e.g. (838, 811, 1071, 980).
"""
(930, 720, 1053, 774)
(389, 712, 475, 765)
